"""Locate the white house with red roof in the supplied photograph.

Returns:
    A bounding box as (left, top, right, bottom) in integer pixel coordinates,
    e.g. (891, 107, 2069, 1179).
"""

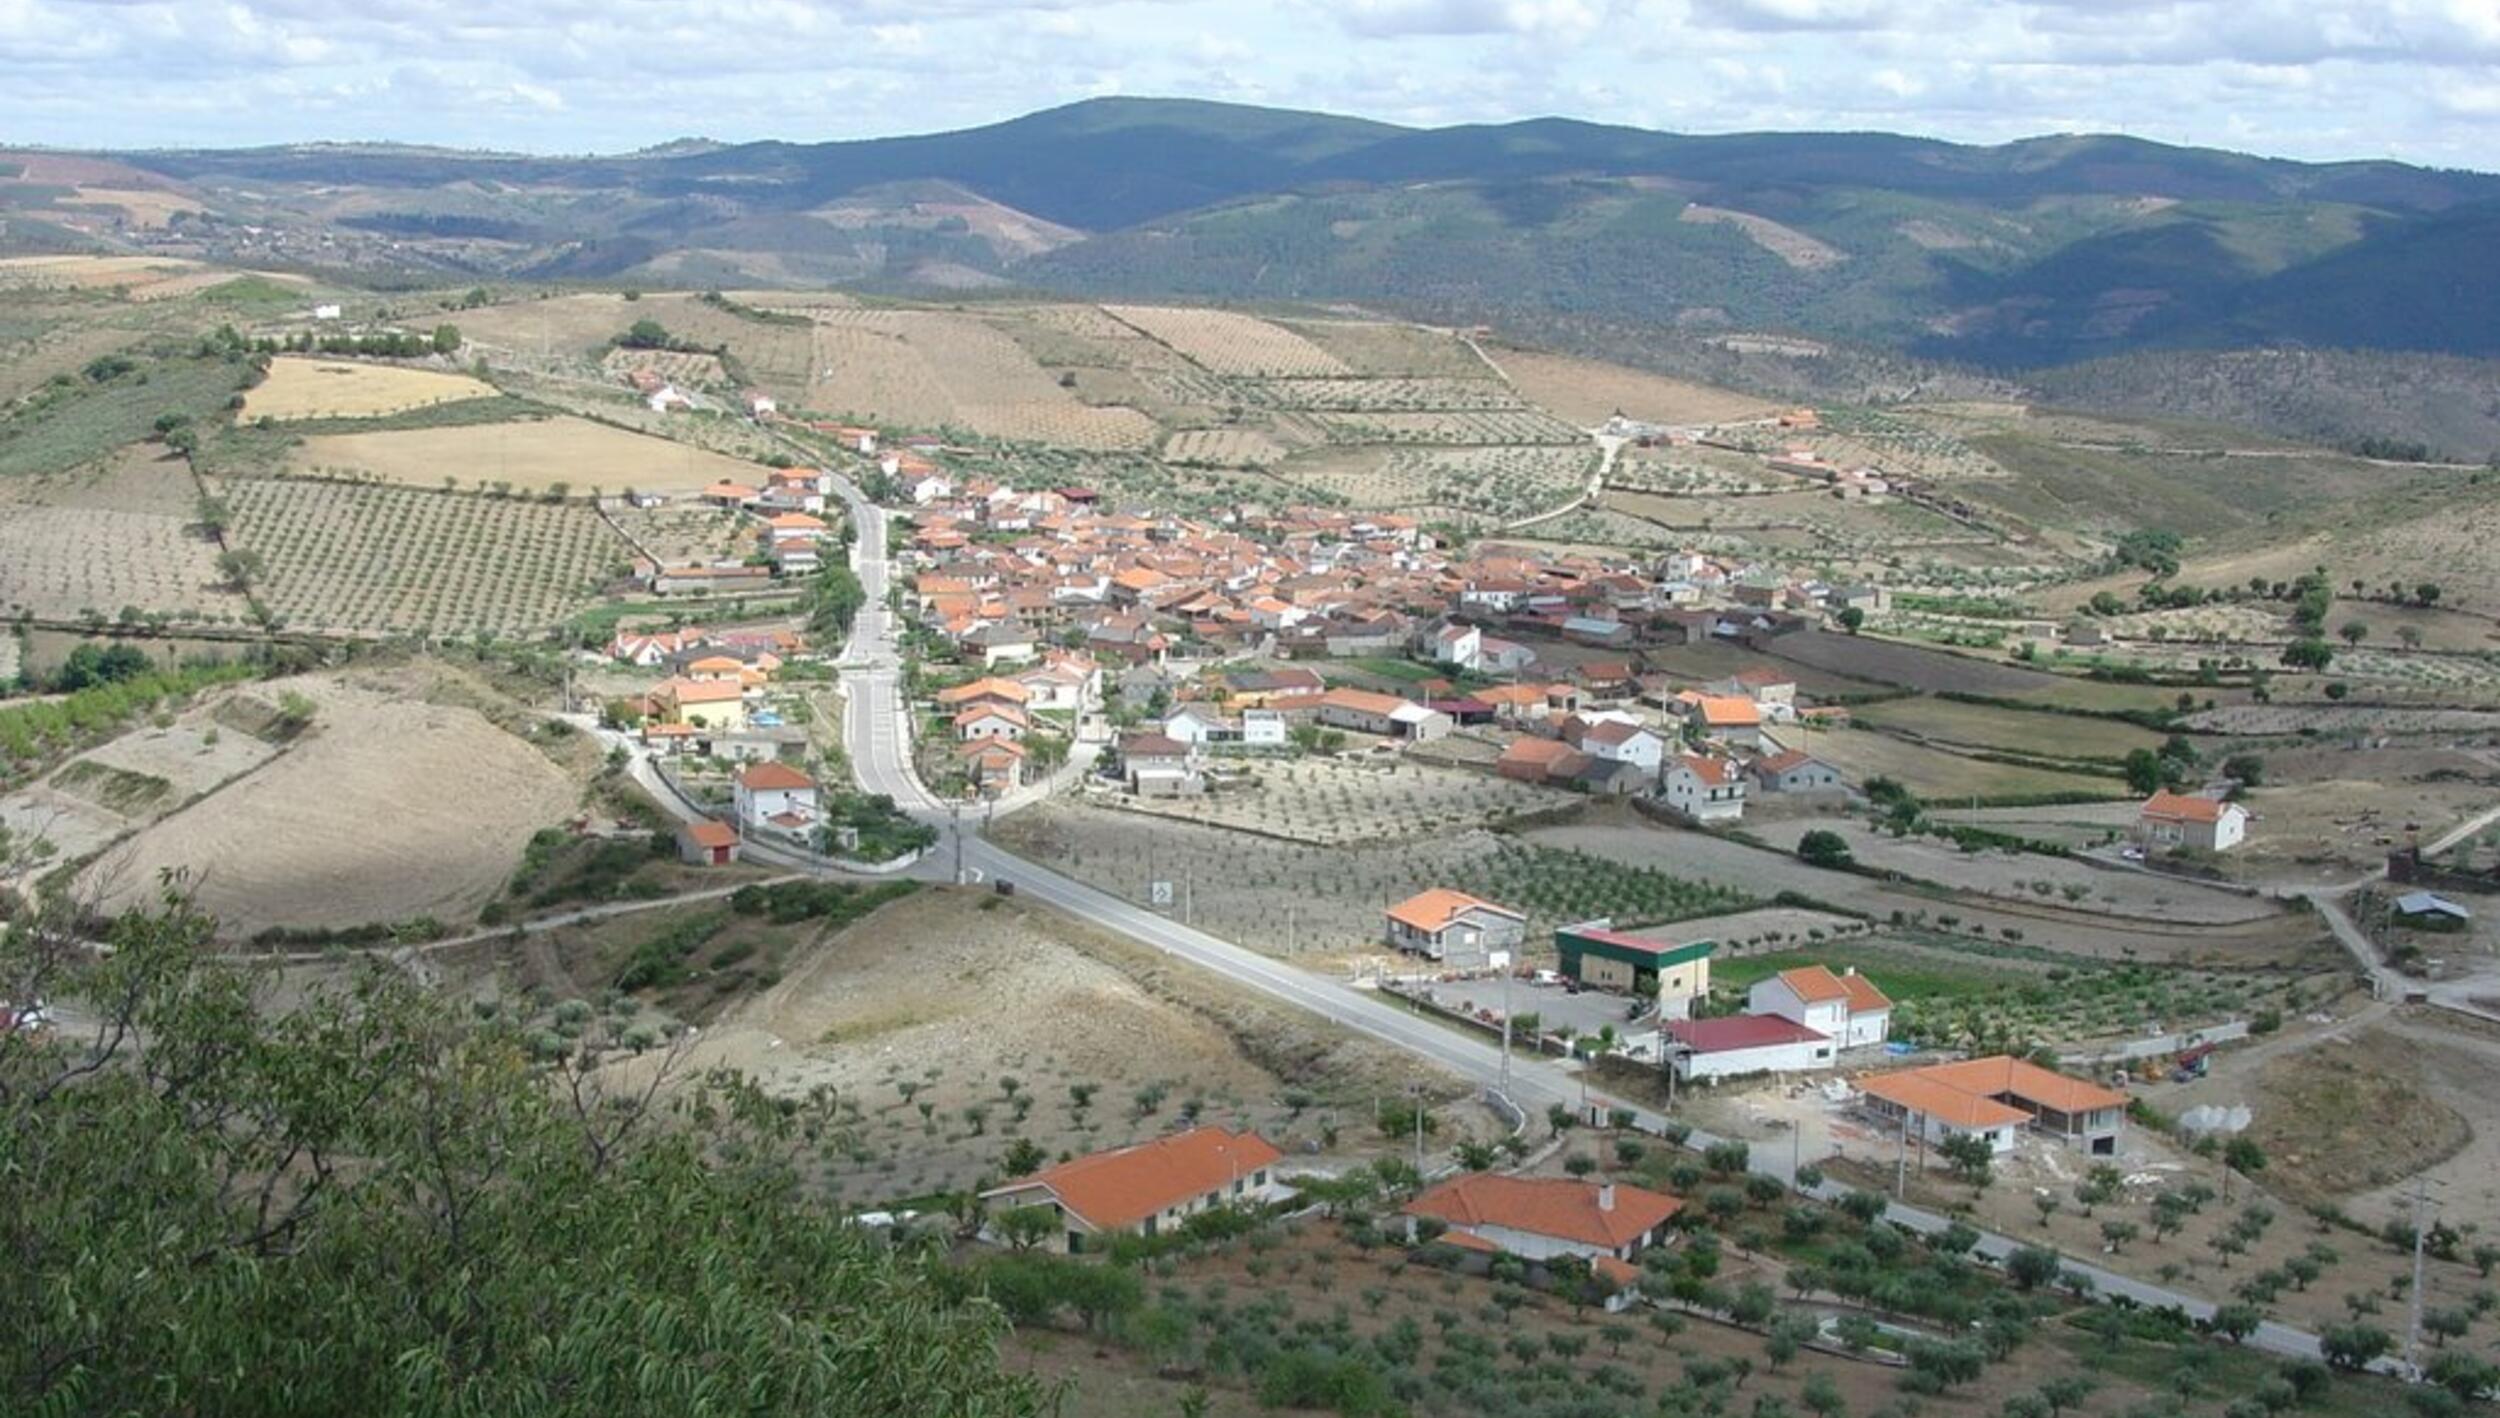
(1664, 1014, 1836, 1082)
(1747, 964, 1891, 1049)
(1403, 1174, 1682, 1269)
(979, 1127, 1288, 1254)
(1750, 748, 1844, 795)
(1570, 716, 1665, 776)
(1660, 754, 1746, 824)
(2137, 790, 2247, 853)
(732, 760, 819, 830)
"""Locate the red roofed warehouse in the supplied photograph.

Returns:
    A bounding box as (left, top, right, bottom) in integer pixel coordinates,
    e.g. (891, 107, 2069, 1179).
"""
(1404, 1174, 1682, 1266)
(1383, 889, 1526, 969)
(1664, 1014, 1836, 1082)
(979, 1127, 1289, 1253)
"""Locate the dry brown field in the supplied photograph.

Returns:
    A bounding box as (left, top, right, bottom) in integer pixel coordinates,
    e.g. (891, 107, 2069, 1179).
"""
(1679, 202, 1849, 268)
(82, 673, 580, 936)
(587, 889, 1451, 1207)
(1161, 427, 1290, 467)
(1306, 408, 1585, 445)
(1273, 318, 1490, 377)
(1103, 304, 1353, 376)
(598, 346, 730, 389)
(240, 357, 501, 422)
(286, 413, 768, 496)
(0, 448, 235, 623)
(804, 309, 1159, 447)
(1494, 347, 1779, 426)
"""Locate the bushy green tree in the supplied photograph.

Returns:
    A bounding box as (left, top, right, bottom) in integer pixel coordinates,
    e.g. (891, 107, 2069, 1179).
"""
(0, 887, 1050, 1416)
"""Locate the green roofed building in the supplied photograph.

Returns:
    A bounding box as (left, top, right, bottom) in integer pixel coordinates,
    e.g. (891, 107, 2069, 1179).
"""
(1554, 925, 1714, 1019)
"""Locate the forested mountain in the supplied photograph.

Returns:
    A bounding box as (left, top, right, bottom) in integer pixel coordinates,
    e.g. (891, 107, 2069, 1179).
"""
(14, 97, 2500, 366)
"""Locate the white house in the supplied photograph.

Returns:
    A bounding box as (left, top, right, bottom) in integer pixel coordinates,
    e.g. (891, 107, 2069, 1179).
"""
(1663, 1015, 1835, 1082)
(1747, 965, 1891, 1049)
(1162, 703, 1236, 747)
(2138, 791, 2248, 853)
(1241, 708, 1288, 748)
(1576, 718, 1665, 776)
(964, 622, 1038, 669)
(312, 303, 342, 322)
(732, 761, 819, 829)
(980, 1128, 1288, 1254)
(745, 390, 778, 419)
(1751, 749, 1844, 795)
(1430, 622, 1483, 671)
(1404, 1174, 1682, 1267)
(1660, 755, 1746, 824)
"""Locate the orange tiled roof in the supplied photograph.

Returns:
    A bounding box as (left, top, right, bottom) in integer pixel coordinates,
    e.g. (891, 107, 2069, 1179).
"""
(2142, 790, 2231, 824)
(1773, 964, 1851, 1004)
(736, 761, 815, 792)
(1404, 1174, 1681, 1250)
(1861, 1054, 2124, 1128)
(679, 820, 738, 849)
(1386, 888, 1519, 934)
(993, 1127, 1283, 1230)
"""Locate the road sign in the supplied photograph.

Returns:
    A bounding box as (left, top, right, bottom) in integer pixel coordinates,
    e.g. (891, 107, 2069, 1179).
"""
(1149, 880, 1174, 908)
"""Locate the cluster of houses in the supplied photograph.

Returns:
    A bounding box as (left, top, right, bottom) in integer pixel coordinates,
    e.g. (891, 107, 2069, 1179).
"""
(606, 624, 811, 761)
(928, 654, 1103, 797)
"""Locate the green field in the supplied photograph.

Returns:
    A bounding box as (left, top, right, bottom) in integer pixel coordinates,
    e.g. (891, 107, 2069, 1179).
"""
(1852, 695, 2162, 762)
(1777, 724, 2125, 803)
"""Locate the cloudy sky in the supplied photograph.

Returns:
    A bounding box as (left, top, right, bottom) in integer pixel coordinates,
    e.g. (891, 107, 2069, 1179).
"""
(2, 0, 2495, 167)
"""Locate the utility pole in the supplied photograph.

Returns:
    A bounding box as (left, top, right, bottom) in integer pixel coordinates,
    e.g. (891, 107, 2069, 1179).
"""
(1894, 1109, 1910, 1198)
(2407, 1175, 2435, 1378)
(1498, 950, 1512, 1099)
(949, 801, 963, 885)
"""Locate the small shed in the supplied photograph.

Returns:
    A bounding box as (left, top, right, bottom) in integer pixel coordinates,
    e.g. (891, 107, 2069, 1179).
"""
(2393, 891, 2472, 925)
(677, 819, 741, 867)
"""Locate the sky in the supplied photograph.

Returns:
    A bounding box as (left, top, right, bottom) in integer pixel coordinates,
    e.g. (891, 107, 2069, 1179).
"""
(2, 0, 2497, 168)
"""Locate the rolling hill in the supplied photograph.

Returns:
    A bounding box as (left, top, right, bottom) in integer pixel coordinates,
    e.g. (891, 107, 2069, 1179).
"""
(8, 97, 2499, 372)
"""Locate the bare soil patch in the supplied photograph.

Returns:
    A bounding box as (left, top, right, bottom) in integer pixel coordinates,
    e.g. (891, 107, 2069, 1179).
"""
(240, 358, 500, 422)
(1493, 347, 1779, 427)
(288, 414, 768, 497)
(82, 673, 580, 937)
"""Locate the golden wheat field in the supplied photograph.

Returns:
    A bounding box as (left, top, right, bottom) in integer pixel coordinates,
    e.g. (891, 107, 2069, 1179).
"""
(241, 358, 503, 422)
(286, 414, 772, 496)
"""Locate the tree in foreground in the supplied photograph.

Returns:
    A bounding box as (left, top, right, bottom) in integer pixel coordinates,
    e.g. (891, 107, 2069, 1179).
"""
(0, 882, 1051, 1417)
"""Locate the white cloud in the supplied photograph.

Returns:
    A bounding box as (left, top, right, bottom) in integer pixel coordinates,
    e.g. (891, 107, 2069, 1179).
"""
(0, 0, 2481, 168)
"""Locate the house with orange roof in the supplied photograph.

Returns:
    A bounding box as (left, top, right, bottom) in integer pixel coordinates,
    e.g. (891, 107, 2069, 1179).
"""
(1660, 753, 1746, 824)
(653, 676, 748, 730)
(1678, 692, 1764, 748)
(935, 676, 1031, 712)
(2137, 790, 2247, 853)
(1495, 735, 1589, 787)
(732, 760, 818, 830)
(1750, 748, 1845, 795)
(1403, 1174, 1681, 1268)
(701, 480, 758, 507)
(1383, 889, 1525, 968)
(764, 511, 830, 543)
(675, 819, 741, 867)
(1858, 1055, 2128, 1155)
(979, 1126, 1288, 1253)
(1747, 965, 1891, 1049)
(958, 737, 1026, 796)
(953, 701, 1029, 743)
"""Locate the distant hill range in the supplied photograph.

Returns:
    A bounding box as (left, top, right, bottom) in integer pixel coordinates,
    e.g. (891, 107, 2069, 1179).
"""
(10, 97, 2500, 372)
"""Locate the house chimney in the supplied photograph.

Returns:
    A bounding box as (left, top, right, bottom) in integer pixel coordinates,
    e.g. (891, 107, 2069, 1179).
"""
(1598, 1183, 1616, 1213)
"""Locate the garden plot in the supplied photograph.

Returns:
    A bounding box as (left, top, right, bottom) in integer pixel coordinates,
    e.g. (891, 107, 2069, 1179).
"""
(287, 413, 767, 497)
(0, 450, 235, 624)
(239, 358, 500, 422)
(995, 804, 1748, 959)
(223, 479, 627, 637)
(1492, 348, 1777, 427)
(1761, 629, 2072, 694)
(1102, 305, 1352, 377)
(1279, 444, 1594, 518)
(81, 673, 579, 938)
(598, 346, 730, 390)
(1108, 758, 1567, 845)
(598, 889, 1450, 1209)
(604, 500, 755, 566)
(1604, 445, 1788, 495)
(1306, 409, 1585, 445)
(2093, 603, 2288, 644)
(1161, 427, 1290, 467)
